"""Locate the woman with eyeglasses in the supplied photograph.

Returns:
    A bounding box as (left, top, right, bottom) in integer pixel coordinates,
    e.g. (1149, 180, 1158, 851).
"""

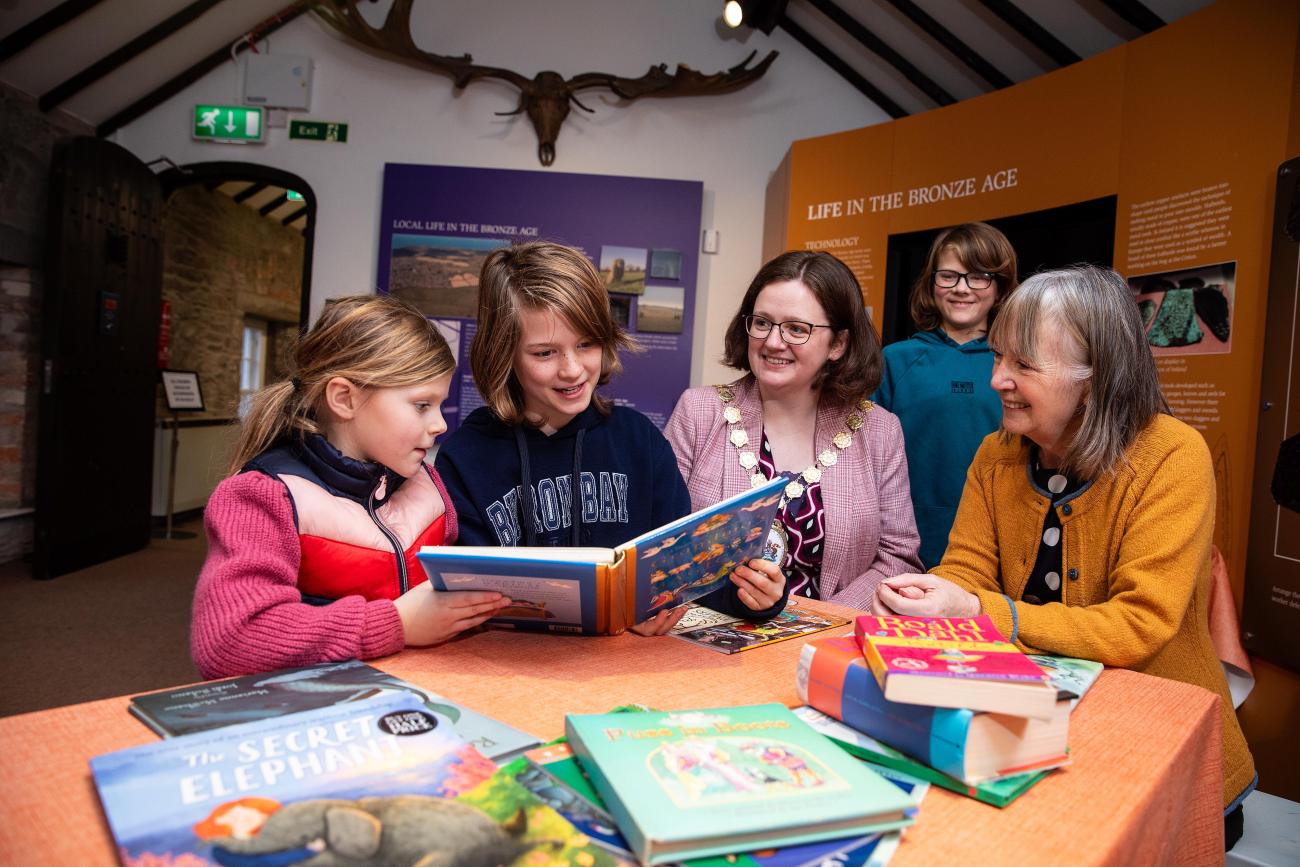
(664, 251, 922, 607)
(873, 223, 1019, 568)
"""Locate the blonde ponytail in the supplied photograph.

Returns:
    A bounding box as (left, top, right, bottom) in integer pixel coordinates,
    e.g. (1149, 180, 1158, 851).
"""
(225, 294, 455, 476)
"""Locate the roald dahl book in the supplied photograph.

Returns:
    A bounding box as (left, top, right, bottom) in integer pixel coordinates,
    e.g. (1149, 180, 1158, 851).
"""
(564, 703, 914, 865)
(128, 659, 539, 760)
(854, 615, 1057, 719)
(418, 475, 786, 635)
(92, 691, 620, 867)
(798, 636, 1070, 785)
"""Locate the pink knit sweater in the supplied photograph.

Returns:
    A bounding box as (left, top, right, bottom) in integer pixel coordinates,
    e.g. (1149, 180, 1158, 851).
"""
(664, 376, 922, 609)
(191, 472, 408, 679)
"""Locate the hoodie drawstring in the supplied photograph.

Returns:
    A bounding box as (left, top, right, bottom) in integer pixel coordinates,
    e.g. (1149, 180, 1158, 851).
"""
(514, 425, 586, 547)
(570, 428, 584, 546)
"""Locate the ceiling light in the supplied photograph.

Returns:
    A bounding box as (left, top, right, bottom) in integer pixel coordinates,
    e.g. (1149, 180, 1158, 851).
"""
(723, 1, 744, 28)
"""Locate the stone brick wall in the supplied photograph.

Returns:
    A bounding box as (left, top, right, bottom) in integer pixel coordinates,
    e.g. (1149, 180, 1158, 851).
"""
(161, 186, 304, 421)
(1, 83, 92, 562)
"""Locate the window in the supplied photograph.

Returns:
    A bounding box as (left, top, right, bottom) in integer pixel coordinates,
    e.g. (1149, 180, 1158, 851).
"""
(239, 318, 269, 418)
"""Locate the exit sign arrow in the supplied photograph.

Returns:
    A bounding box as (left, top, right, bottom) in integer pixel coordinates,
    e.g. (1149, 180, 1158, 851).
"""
(193, 105, 264, 143)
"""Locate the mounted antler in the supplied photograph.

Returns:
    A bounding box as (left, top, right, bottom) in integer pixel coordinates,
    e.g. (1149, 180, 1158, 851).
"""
(313, 0, 778, 165)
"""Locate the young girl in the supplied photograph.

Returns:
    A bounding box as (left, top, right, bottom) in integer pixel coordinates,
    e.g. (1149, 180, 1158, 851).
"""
(191, 295, 511, 679)
(872, 223, 1018, 568)
(435, 241, 786, 634)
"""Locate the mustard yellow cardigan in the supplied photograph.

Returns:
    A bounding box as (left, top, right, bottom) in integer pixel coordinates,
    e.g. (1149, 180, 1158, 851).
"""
(936, 414, 1254, 808)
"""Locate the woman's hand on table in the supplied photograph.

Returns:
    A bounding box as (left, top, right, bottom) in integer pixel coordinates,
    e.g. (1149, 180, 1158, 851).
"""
(872, 574, 980, 618)
(630, 605, 688, 636)
(395, 585, 512, 646)
(732, 558, 786, 611)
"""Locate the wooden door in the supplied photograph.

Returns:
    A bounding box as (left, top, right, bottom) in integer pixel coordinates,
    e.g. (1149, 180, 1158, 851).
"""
(35, 137, 163, 579)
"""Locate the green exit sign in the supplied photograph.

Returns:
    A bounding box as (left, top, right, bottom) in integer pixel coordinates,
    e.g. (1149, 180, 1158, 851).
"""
(193, 105, 264, 143)
(289, 120, 348, 143)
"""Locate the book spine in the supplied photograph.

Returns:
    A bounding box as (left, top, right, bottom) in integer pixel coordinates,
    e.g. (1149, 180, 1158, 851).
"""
(126, 704, 173, 738)
(564, 717, 651, 864)
(798, 637, 973, 782)
(852, 622, 893, 690)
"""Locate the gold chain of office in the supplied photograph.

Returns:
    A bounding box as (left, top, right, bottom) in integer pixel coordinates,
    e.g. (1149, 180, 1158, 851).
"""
(714, 384, 873, 502)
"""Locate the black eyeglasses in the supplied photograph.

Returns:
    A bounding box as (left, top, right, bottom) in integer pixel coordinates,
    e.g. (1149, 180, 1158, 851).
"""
(744, 314, 834, 345)
(934, 269, 996, 290)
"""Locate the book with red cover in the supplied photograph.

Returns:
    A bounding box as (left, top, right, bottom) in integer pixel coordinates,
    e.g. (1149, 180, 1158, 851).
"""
(853, 615, 1057, 719)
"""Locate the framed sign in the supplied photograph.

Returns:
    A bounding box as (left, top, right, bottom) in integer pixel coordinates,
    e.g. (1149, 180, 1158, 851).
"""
(159, 369, 205, 412)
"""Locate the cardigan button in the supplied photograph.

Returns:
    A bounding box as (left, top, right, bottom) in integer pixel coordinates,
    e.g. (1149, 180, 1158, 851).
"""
(1068, 568, 1078, 580)
(1061, 504, 1073, 516)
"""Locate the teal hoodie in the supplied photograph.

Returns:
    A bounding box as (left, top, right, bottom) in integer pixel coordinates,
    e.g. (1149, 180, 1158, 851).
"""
(873, 329, 1001, 569)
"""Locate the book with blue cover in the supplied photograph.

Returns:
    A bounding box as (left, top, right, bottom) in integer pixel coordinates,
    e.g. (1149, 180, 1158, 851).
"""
(127, 659, 539, 760)
(564, 702, 915, 865)
(417, 475, 787, 634)
(92, 691, 621, 866)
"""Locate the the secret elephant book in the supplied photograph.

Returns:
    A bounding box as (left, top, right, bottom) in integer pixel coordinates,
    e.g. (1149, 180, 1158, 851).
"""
(90, 691, 621, 867)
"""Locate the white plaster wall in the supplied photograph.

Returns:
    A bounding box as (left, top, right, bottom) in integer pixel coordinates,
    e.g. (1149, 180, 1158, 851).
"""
(113, 0, 887, 386)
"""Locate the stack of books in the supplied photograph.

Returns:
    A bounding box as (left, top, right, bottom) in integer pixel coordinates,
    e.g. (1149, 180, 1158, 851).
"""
(795, 615, 1102, 807)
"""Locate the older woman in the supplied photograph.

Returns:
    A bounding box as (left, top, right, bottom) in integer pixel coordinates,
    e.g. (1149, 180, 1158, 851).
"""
(873, 265, 1254, 848)
(665, 251, 921, 609)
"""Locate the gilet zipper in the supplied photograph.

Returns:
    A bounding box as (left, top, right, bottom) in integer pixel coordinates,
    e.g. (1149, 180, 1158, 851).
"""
(367, 475, 408, 594)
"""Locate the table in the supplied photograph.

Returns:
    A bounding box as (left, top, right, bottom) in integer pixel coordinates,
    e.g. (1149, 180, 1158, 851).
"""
(0, 599, 1225, 866)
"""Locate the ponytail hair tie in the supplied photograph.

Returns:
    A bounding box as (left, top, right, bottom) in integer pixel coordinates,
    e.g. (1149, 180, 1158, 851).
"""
(290, 377, 303, 392)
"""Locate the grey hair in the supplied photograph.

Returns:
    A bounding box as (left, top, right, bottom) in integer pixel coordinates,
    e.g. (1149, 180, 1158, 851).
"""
(988, 265, 1169, 479)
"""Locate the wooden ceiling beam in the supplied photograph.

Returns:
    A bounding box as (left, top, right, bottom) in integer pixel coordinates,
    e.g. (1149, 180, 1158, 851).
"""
(806, 0, 954, 106)
(1097, 0, 1165, 34)
(96, 0, 310, 137)
(232, 182, 268, 204)
(779, 16, 908, 118)
(0, 0, 106, 63)
(881, 0, 1013, 90)
(974, 0, 1081, 68)
(259, 193, 290, 217)
(40, 0, 228, 112)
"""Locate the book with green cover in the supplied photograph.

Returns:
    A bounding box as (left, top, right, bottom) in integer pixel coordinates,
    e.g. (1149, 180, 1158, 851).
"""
(564, 703, 915, 865)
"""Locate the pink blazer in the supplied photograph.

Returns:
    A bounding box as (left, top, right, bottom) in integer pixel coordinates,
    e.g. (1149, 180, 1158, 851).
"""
(664, 376, 922, 609)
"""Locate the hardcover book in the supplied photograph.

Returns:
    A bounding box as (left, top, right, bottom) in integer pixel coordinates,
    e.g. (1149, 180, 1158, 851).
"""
(92, 692, 619, 867)
(673, 604, 849, 653)
(853, 614, 1057, 719)
(127, 659, 539, 760)
(798, 636, 1070, 785)
(418, 475, 787, 635)
(792, 705, 1047, 808)
(528, 733, 922, 867)
(564, 702, 915, 865)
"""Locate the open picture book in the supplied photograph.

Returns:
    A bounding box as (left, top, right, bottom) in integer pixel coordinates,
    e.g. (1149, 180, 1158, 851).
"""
(417, 475, 787, 635)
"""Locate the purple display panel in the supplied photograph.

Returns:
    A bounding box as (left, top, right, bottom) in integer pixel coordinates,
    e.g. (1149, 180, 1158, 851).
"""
(377, 163, 702, 435)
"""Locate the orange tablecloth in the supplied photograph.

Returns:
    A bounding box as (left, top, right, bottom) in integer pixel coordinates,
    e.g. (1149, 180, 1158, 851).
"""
(0, 599, 1224, 866)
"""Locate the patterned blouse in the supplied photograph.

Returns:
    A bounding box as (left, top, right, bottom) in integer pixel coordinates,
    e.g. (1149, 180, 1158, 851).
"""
(758, 430, 826, 599)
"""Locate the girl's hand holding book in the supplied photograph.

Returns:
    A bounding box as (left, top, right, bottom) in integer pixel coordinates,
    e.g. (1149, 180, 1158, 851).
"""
(630, 606, 688, 636)
(396, 585, 513, 646)
(733, 558, 786, 611)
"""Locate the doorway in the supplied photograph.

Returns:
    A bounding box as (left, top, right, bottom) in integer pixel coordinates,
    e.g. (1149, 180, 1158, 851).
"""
(150, 162, 316, 533)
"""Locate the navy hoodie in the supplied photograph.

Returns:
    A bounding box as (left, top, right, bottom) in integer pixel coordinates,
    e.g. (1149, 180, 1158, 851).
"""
(435, 404, 784, 620)
(873, 329, 1002, 569)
